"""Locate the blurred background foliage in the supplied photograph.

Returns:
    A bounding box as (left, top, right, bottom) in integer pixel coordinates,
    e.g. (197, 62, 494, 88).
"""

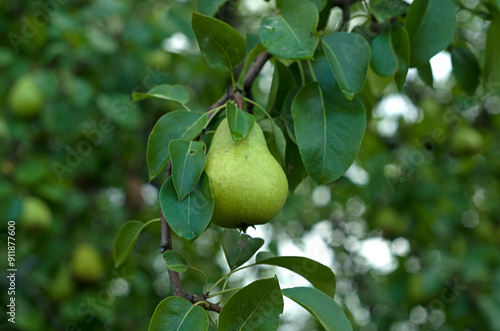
(1, 0, 499, 330)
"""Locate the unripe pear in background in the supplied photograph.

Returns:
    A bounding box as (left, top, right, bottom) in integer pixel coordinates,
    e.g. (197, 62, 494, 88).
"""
(8, 74, 44, 117)
(450, 126, 484, 155)
(20, 196, 52, 231)
(71, 243, 105, 283)
(205, 118, 288, 230)
(48, 265, 75, 301)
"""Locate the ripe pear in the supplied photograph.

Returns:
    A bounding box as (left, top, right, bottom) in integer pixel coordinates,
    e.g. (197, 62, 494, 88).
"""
(71, 243, 105, 283)
(20, 196, 52, 231)
(205, 118, 288, 229)
(8, 74, 44, 117)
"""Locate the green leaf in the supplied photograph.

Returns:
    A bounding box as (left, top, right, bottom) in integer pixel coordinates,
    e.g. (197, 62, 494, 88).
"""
(417, 62, 434, 87)
(404, 0, 456, 67)
(451, 47, 480, 95)
(163, 250, 188, 272)
(149, 297, 208, 331)
(226, 101, 255, 141)
(282, 287, 352, 331)
(370, 32, 398, 77)
(372, 0, 409, 22)
(391, 25, 411, 90)
(195, 0, 228, 16)
(192, 12, 246, 71)
(310, 0, 327, 11)
(267, 60, 297, 117)
(222, 229, 264, 269)
(281, 87, 300, 143)
(292, 82, 366, 184)
(147, 111, 207, 181)
(219, 277, 283, 331)
(132, 84, 189, 104)
(284, 135, 307, 193)
(484, 18, 500, 86)
(113, 219, 160, 268)
(321, 33, 371, 100)
(237, 42, 266, 89)
(159, 173, 214, 243)
(170, 140, 207, 202)
(259, 118, 286, 168)
(255, 254, 336, 297)
(259, 0, 319, 60)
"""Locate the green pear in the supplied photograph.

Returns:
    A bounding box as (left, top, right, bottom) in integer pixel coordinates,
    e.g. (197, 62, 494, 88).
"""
(8, 74, 44, 118)
(20, 196, 52, 231)
(450, 126, 484, 155)
(205, 118, 288, 229)
(48, 265, 75, 300)
(71, 243, 105, 283)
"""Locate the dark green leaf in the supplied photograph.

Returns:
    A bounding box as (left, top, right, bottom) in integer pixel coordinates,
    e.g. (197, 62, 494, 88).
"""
(147, 111, 207, 181)
(163, 250, 188, 272)
(219, 277, 283, 331)
(222, 229, 264, 269)
(226, 101, 255, 141)
(417, 62, 434, 87)
(149, 297, 208, 331)
(282, 287, 352, 331)
(372, 0, 409, 22)
(159, 173, 214, 243)
(284, 135, 307, 193)
(281, 87, 300, 143)
(321, 33, 371, 100)
(259, 118, 286, 167)
(392, 25, 411, 90)
(310, 0, 327, 11)
(170, 140, 207, 202)
(370, 32, 398, 77)
(113, 219, 160, 268)
(267, 60, 297, 117)
(484, 18, 500, 86)
(256, 255, 336, 297)
(192, 12, 246, 71)
(132, 84, 189, 104)
(292, 82, 366, 184)
(259, 0, 319, 60)
(404, 0, 456, 67)
(451, 47, 480, 95)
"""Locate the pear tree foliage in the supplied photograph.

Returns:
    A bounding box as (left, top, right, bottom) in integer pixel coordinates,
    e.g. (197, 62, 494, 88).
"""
(113, 0, 495, 329)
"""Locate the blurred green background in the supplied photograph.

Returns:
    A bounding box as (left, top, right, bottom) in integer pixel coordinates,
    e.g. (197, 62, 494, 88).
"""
(1, 0, 499, 330)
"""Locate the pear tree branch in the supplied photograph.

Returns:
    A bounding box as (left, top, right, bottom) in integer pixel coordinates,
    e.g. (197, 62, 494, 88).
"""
(159, 51, 272, 313)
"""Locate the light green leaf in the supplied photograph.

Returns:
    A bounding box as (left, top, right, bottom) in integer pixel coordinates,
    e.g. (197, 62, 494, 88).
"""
(370, 32, 398, 77)
(163, 250, 188, 273)
(132, 84, 189, 104)
(405, 0, 456, 67)
(219, 277, 283, 331)
(226, 101, 255, 141)
(292, 81, 366, 184)
(192, 12, 246, 71)
(147, 111, 207, 181)
(113, 219, 160, 268)
(222, 229, 264, 270)
(372, 0, 409, 22)
(259, 0, 319, 60)
(255, 254, 336, 297)
(170, 140, 207, 202)
(149, 297, 208, 331)
(282, 287, 352, 331)
(159, 173, 214, 243)
(321, 32, 371, 100)
(195, 0, 228, 16)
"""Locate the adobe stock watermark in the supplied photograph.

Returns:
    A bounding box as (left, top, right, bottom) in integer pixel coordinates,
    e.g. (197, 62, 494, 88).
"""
(8, 0, 69, 53)
(50, 64, 168, 181)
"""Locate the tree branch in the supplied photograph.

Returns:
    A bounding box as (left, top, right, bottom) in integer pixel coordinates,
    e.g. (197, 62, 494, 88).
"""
(158, 51, 273, 313)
